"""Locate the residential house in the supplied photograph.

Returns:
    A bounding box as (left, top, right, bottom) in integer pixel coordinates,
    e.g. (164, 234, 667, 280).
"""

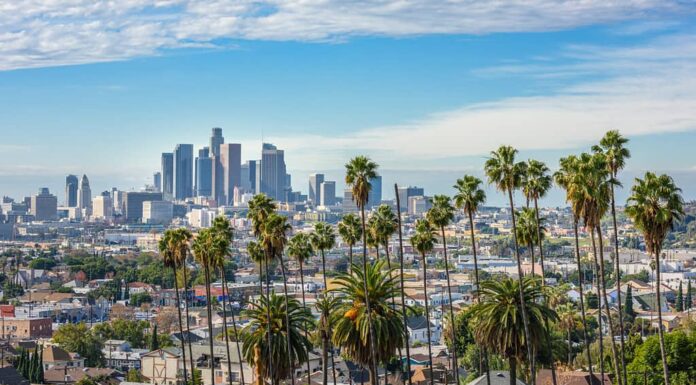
(42, 345, 85, 370)
(406, 316, 441, 345)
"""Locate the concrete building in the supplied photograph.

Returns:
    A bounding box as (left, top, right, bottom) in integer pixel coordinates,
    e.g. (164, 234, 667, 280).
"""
(0, 317, 52, 339)
(92, 194, 113, 220)
(173, 144, 194, 200)
(77, 174, 92, 215)
(219, 143, 242, 205)
(30, 188, 57, 221)
(161, 152, 174, 200)
(342, 189, 358, 212)
(319, 181, 336, 207)
(153, 172, 161, 192)
(142, 200, 173, 224)
(308, 173, 324, 204)
(398, 186, 425, 212)
(123, 192, 163, 223)
(196, 147, 213, 198)
(260, 143, 287, 201)
(240, 160, 256, 193)
(65, 175, 78, 207)
(408, 195, 431, 216)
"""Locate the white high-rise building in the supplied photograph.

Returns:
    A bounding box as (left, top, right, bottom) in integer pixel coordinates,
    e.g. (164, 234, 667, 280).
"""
(77, 174, 92, 215)
(187, 208, 218, 228)
(142, 200, 173, 224)
(320, 181, 336, 207)
(92, 195, 113, 220)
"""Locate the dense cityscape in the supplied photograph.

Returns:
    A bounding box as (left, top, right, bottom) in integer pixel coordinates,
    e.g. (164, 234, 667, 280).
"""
(0, 128, 695, 385)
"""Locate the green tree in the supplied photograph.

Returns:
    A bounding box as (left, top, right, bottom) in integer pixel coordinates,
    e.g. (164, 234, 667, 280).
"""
(128, 292, 153, 306)
(470, 277, 557, 385)
(626, 331, 696, 385)
(241, 293, 313, 385)
(676, 281, 683, 312)
(287, 232, 314, 385)
(624, 286, 636, 319)
(126, 368, 144, 382)
(53, 323, 104, 366)
(28, 257, 56, 270)
(686, 280, 692, 310)
(331, 260, 405, 385)
(338, 213, 362, 274)
(626, 172, 685, 385)
(192, 228, 220, 385)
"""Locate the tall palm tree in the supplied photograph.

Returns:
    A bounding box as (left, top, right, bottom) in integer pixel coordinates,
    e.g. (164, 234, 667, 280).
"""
(592, 130, 630, 384)
(410, 219, 437, 385)
(555, 303, 580, 367)
(514, 208, 543, 274)
(576, 153, 622, 384)
(287, 233, 315, 385)
(211, 217, 245, 385)
(192, 228, 219, 385)
(310, 222, 338, 385)
(338, 214, 362, 275)
(625, 172, 684, 385)
(425, 195, 459, 385)
(393, 183, 412, 385)
(555, 156, 594, 381)
(483, 145, 535, 384)
(331, 260, 405, 385)
(470, 277, 557, 385)
(345, 156, 379, 385)
(242, 293, 314, 385)
(158, 229, 190, 384)
(453, 175, 488, 384)
(260, 213, 295, 385)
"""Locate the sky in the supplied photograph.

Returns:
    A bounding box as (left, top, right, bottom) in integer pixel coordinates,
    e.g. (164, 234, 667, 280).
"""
(1, 0, 696, 206)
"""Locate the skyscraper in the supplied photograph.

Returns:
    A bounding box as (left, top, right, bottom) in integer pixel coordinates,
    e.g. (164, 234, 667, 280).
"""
(173, 144, 193, 200)
(240, 160, 257, 193)
(161, 153, 174, 200)
(153, 172, 161, 192)
(124, 191, 163, 223)
(320, 181, 336, 206)
(77, 174, 92, 214)
(260, 143, 287, 201)
(65, 175, 78, 207)
(30, 188, 57, 221)
(397, 185, 424, 212)
(196, 147, 212, 197)
(219, 143, 242, 205)
(309, 173, 324, 204)
(368, 175, 383, 209)
(210, 127, 224, 157)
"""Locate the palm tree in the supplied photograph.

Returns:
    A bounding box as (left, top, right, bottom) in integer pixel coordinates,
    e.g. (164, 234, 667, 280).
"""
(410, 219, 437, 385)
(158, 229, 190, 384)
(316, 295, 342, 385)
(242, 293, 314, 385)
(287, 233, 315, 385)
(576, 153, 622, 384)
(211, 217, 246, 385)
(555, 303, 581, 367)
(470, 277, 557, 385)
(260, 213, 295, 385)
(310, 222, 338, 385)
(345, 156, 379, 385)
(393, 183, 412, 385)
(625, 172, 684, 385)
(555, 155, 594, 381)
(425, 195, 459, 385)
(514, 208, 544, 275)
(592, 130, 630, 384)
(483, 145, 535, 384)
(338, 214, 362, 275)
(192, 228, 219, 385)
(331, 260, 405, 385)
(453, 175, 488, 383)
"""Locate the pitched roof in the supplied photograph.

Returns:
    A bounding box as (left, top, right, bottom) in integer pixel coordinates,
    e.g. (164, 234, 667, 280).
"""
(0, 366, 30, 385)
(406, 316, 430, 330)
(467, 371, 527, 385)
(43, 345, 73, 362)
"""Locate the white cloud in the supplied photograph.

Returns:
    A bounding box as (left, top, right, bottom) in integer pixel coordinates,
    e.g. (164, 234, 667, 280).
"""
(0, 0, 690, 70)
(265, 33, 696, 170)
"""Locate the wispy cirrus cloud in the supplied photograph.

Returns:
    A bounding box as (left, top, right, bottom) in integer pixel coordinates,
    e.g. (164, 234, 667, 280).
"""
(0, 0, 692, 71)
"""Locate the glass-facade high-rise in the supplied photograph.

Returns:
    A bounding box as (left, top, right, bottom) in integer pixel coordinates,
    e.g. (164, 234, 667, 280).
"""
(368, 175, 383, 209)
(308, 173, 324, 204)
(65, 174, 78, 207)
(260, 143, 287, 201)
(219, 143, 241, 205)
(173, 144, 193, 200)
(161, 152, 174, 200)
(196, 147, 212, 197)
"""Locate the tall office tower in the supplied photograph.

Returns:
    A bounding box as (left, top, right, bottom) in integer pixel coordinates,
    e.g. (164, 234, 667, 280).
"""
(161, 153, 174, 200)
(260, 143, 287, 201)
(111, 188, 125, 214)
(173, 144, 194, 200)
(320, 181, 336, 207)
(196, 147, 213, 198)
(247, 160, 257, 193)
(240, 160, 257, 192)
(308, 173, 325, 203)
(397, 186, 424, 212)
(65, 175, 78, 207)
(219, 143, 242, 205)
(153, 172, 162, 192)
(123, 191, 163, 223)
(254, 160, 262, 194)
(342, 189, 358, 212)
(77, 174, 92, 214)
(30, 188, 57, 221)
(210, 127, 224, 157)
(92, 194, 113, 220)
(368, 175, 383, 209)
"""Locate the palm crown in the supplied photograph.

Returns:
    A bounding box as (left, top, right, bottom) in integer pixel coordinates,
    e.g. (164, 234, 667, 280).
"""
(426, 195, 455, 229)
(453, 175, 486, 215)
(345, 156, 378, 209)
(484, 145, 526, 193)
(338, 213, 362, 246)
(522, 159, 552, 204)
(592, 130, 630, 177)
(311, 222, 336, 253)
(410, 219, 437, 256)
(286, 233, 313, 266)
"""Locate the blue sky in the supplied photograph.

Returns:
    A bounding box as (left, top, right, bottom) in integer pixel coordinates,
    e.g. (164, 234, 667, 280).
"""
(1, 1, 696, 206)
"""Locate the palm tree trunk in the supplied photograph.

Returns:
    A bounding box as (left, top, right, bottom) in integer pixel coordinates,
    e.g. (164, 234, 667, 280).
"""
(349, 244, 354, 276)
(610, 183, 627, 385)
(508, 357, 516, 385)
(182, 264, 196, 378)
(279, 258, 297, 385)
(589, 231, 605, 382)
(533, 198, 557, 385)
(223, 274, 246, 385)
(263, 257, 276, 385)
(320, 249, 338, 385)
(173, 265, 189, 384)
(204, 265, 216, 385)
(654, 249, 670, 385)
(394, 185, 412, 385)
(299, 260, 312, 385)
(420, 251, 435, 385)
(507, 189, 534, 385)
(383, 246, 402, 385)
(439, 226, 459, 385)
(467, 211, 490, 385)
(596, 226, 622, 385)
(360, 206, 379, 385)
(219, 269, 235, 385)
